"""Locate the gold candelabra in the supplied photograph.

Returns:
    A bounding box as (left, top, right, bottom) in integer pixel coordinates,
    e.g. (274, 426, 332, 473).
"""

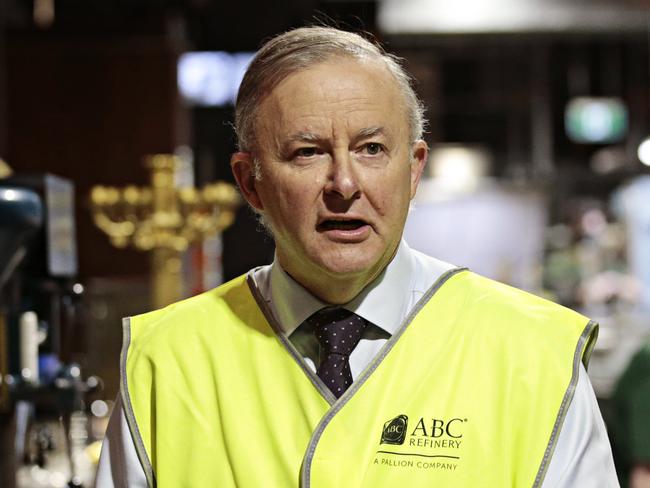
(90, 154, 240, 309)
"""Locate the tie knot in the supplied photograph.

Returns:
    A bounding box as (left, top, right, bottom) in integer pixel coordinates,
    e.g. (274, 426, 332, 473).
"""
(308, 308, 368, 356)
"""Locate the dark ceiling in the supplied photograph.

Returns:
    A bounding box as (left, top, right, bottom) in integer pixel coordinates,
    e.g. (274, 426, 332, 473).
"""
(4, 0, 378, 51)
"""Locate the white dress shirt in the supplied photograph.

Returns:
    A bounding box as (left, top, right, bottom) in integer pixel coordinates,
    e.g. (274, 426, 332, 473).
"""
(95, 241, 619, 487)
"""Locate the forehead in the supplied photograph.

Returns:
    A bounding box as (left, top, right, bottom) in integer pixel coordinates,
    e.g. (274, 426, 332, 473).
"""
(256, 58, 409, 142)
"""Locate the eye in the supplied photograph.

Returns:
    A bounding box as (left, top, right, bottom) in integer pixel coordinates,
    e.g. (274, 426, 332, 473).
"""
(294, 147, 320, 158)
(361, 143, 385, 156)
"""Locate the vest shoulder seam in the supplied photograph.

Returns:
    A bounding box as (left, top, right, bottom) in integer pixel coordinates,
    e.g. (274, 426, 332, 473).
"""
(120, 316, 157, 488)
(532, 319, 598, 487)
(126, 274, 250, 352)
(129, 273, 248, 321)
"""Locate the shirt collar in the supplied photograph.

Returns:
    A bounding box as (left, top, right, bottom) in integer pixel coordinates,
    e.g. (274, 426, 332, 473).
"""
(268, 240, 416, 337)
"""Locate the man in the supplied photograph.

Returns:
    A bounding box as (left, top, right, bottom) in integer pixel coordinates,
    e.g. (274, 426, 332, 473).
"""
(96, 26, 618, 487)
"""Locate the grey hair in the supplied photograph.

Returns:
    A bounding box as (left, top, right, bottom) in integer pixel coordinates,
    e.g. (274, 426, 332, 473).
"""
(234, 26, 427, 153)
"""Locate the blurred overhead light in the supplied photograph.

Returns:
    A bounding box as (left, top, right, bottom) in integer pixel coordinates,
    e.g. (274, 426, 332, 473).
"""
(427, 144, 491, 194)
(378, 0, 649, 34)
(33, 0, 54, 29)
(638, 137, 650, 167)
(565, 97, 627, 144)
(2, 189, 18, 201)
(91, 400, 110, 418)
(0, 158, 13, 178)
(178, 52, 255, 107)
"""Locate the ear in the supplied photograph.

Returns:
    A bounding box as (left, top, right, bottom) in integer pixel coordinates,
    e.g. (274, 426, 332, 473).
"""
(231, 152, 264, 211)
(409, 140, 428, 199)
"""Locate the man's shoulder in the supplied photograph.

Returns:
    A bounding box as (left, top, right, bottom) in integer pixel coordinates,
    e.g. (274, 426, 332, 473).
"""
(428, 269, 591, 333)
(408, 246, 578, 317)
(405, 246, 590, 333)
(418, 271, 597, 372)
(126, 273, 256, 348)
(141, 273, 250, 315)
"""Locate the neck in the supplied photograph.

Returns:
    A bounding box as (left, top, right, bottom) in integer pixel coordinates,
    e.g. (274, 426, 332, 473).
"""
(294, 273, 376, 305)
(277, 249, 399, 305)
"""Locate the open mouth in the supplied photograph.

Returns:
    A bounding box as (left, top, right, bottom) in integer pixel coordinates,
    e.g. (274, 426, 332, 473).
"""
(317, 219, 368, 231)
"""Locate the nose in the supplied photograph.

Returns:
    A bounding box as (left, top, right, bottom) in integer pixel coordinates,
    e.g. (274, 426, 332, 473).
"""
(324, 150, 361, 201)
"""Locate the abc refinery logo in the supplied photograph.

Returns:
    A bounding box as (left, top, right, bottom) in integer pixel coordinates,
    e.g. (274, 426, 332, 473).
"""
(381, 414, 466, 445)
(381, 415, 408, 445)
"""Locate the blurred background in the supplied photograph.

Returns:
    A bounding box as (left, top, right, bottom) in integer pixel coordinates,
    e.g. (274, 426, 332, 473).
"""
(0, 0, 649, 486)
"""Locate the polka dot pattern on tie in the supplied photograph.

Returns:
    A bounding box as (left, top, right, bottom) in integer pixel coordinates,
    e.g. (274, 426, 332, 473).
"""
(307, 307, 368, 399)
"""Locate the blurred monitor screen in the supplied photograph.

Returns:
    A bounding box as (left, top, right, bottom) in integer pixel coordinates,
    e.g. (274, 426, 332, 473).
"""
(178, 51, 255, 107)
(565, 97, 628, 144)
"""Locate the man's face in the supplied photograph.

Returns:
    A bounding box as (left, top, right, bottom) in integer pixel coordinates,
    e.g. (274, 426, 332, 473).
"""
(232, 58, 427, 300)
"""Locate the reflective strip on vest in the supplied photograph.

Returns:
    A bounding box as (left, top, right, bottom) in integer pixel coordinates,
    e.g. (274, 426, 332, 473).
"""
(120, 269, 596, 488)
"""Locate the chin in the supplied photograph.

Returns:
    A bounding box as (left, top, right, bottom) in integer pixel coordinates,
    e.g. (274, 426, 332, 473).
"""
(320, 261, 374, 277)
(312, 247, 385, 280)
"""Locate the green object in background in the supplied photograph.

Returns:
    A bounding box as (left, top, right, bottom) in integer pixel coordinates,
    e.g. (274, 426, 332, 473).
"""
(608, 342, 650, 487)
(565, 97, 628, 144)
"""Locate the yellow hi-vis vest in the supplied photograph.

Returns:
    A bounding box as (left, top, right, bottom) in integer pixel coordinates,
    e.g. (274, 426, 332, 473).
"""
(120, 268, 597, 488)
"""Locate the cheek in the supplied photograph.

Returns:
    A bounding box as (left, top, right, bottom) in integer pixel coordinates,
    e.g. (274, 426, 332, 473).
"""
(369, 170, 412, 215)
(259, 176, 320, 223)
(280, 180, 320, 210)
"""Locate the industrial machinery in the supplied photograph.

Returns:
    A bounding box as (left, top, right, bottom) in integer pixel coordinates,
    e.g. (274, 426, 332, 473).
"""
(0, 174, 99, 488)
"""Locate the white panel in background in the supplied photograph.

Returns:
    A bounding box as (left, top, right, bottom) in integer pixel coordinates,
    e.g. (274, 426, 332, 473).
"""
(404, 179, 547, 291)
(378, 0, 649, 34)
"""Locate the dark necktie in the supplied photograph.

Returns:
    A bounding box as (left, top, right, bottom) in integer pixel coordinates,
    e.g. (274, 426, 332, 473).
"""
(306, 308, 368, 399)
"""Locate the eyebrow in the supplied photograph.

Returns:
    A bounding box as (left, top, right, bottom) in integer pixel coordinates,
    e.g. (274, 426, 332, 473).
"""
(286, 126, 386, 144)
(355, 126, 385, 140)
(287, 131, 322, 143)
